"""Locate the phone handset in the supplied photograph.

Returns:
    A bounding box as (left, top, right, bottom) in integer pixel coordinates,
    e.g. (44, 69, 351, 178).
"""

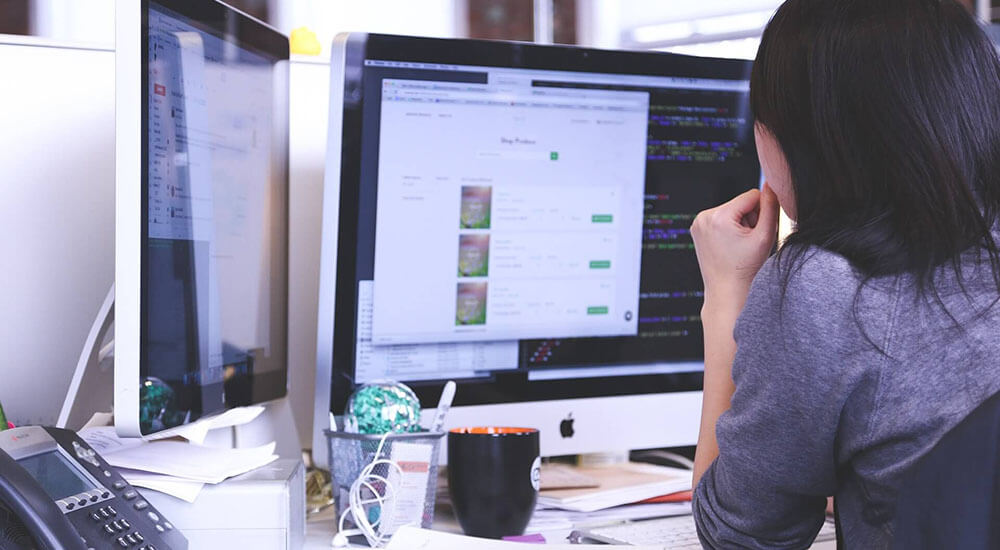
(0, 450, 87, 550)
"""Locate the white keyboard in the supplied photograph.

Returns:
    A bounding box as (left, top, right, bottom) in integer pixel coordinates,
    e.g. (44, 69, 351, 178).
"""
(577, 514, 837, 548)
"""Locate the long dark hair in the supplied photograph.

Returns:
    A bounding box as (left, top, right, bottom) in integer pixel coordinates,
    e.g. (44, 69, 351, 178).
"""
(752, 0, 1000, 298)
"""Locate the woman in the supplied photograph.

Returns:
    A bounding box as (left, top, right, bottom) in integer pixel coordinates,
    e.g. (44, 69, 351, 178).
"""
(689, 0, 1000, 547)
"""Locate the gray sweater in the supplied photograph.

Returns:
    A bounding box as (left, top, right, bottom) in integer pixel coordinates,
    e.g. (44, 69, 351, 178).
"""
(692, 246, 1000, 549)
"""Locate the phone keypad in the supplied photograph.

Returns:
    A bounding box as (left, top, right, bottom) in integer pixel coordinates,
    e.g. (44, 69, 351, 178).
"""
(88, 501, 154, 548)
(111, 531, 150, 547)
(76, 470, 171, 548)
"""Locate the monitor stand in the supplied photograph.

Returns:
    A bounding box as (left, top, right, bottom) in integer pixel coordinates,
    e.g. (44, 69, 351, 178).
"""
(58, 284, 116, 431)
(58, 284, 301, 459)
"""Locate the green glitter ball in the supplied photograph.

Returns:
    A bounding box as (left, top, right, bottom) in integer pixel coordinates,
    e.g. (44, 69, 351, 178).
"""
(139, 377, 186, 433)
(347, 381, 422, 434)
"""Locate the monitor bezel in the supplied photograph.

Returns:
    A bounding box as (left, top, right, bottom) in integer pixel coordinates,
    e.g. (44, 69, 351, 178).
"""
(115, 0, 290, 438)
(323, 33, 757, 418)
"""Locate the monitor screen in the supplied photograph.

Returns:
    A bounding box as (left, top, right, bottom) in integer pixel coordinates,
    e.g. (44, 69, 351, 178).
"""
(139, 1, 288, 434)
(329, 35, 758, 413)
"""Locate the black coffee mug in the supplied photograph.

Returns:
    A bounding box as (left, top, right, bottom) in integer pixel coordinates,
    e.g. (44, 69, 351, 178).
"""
(447, 427, 540, 539)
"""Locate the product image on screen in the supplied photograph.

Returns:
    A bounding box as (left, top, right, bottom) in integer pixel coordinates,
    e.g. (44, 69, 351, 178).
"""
(460, 186, 492, 229)
(140, 3, 288, 434)
(17, 451, 97, 501)
(457, 234, 490, 277)
(456, 282, 488, 325)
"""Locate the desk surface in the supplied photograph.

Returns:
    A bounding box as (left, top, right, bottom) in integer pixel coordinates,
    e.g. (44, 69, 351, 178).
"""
(302, 505, 838, 549)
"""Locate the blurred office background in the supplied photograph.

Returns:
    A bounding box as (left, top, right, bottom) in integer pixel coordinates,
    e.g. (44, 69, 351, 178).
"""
(0, 0, 988, 60)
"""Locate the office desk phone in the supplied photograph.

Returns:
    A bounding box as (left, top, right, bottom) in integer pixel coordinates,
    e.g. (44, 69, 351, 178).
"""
(0, 426, 187, 550)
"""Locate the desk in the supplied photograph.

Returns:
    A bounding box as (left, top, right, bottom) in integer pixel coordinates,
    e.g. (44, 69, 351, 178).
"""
(302, 504, 839, 549)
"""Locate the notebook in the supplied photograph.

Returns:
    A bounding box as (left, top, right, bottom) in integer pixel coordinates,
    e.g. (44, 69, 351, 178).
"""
(537, 462, 692, 512)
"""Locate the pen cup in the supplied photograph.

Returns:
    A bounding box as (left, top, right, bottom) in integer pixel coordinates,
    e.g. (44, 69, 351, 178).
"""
(325, 430, 445, 535)
(447, 427, 540, 539)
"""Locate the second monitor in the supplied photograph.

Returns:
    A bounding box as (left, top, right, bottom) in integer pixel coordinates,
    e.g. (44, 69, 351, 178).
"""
(315, 34, 759, 464)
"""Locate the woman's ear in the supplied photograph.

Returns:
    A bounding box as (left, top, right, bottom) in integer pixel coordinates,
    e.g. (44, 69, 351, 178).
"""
(754, 124, 796, 221)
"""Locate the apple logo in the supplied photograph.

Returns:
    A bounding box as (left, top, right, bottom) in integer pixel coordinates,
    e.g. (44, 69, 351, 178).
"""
(559, 413, 575, 438)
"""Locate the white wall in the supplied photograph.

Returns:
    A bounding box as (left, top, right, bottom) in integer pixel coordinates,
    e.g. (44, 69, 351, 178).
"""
(30, 0, 115, 46)
(0, 37, 116, 426)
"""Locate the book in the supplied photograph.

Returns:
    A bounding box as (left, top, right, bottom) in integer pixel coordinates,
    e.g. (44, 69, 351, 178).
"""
(539, 462, 601, 490)
(537, 462, 692, 512)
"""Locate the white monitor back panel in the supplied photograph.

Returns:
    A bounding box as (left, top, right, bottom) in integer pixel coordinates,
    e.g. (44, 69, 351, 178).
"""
(287, 56, 331, 451)
(0, 36, 115, 426)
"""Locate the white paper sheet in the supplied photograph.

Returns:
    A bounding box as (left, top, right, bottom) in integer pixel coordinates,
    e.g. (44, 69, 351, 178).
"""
(79, 426, 145, 455)
(144, 405, 266, 444)
(103, 440, 278, 484)
(122, 469, 205, 503)
(379, 441, 434, 535)
(81, 412, 115, 430)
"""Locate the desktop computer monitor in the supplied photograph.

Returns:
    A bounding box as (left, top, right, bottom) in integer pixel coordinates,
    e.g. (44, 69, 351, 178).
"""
(314, 34, 759, 465)
(115, 0, 290, 437)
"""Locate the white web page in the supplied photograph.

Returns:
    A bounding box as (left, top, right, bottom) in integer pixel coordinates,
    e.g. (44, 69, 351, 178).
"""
(355, 281, 519, 383)
(371, 79, 649, 345)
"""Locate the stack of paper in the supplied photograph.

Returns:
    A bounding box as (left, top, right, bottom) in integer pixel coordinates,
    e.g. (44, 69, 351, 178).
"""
(528, 501, 692, 532)
(536, 462, 692, 513)
(80, 419, 278, 503)
(386, 525, 671, 549)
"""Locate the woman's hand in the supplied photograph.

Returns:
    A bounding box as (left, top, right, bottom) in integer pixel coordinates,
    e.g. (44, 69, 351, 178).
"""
(691, 184, 780, 314)
(691, 184, 780, 486)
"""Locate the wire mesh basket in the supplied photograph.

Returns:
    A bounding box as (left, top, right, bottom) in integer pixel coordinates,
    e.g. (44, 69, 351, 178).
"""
(325, 429, 445, 535)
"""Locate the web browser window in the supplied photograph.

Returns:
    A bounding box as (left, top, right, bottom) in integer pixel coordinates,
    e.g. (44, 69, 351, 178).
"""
(371, 78, 650, 345)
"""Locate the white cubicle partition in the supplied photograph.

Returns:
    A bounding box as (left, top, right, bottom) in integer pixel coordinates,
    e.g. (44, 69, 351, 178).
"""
(0, 35, 330, 449)
(0, 36, 115, 427)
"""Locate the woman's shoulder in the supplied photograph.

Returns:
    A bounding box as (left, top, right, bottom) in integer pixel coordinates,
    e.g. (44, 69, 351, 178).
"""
(737, 245, 897, 367)
(751, 244, 870, 306)
(742, 244, 908, 341)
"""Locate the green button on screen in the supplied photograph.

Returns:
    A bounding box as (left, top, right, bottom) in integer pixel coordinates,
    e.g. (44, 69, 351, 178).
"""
(587, 306, 609, 315)
(589, 260, 611, 269)
(592, 214, 613, 223)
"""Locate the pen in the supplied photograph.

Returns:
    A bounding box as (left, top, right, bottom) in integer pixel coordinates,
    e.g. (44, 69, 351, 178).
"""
(430, 381, 457, 433)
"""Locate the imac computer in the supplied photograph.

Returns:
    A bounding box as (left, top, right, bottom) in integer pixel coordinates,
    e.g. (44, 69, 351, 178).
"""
(115, 0, 290, 437)
(314, 34, 759, 465)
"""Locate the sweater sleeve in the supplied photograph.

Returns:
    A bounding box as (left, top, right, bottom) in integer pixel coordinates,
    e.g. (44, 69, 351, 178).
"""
(693, 251, 881, 549)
